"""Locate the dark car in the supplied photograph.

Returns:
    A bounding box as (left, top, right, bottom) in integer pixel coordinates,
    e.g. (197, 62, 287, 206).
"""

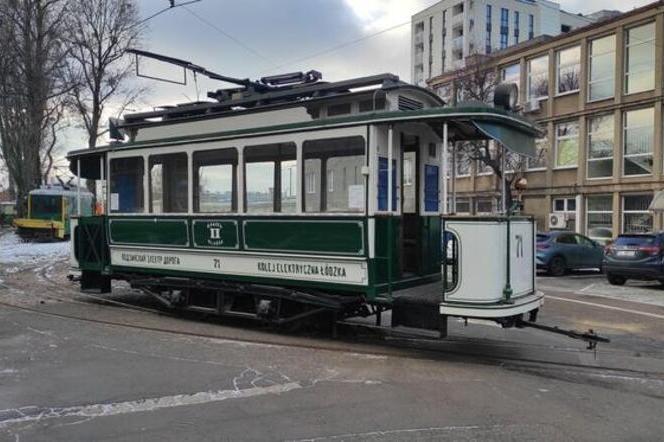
(536, 231, 604, 276)
(603, 233, 664, 285)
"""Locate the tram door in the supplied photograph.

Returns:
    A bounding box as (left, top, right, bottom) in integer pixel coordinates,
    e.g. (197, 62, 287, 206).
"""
(401, 135, 420, 276)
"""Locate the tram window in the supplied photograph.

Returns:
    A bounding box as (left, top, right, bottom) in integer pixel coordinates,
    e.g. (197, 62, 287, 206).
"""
(303, 136, 365, 213)
(244, 143, 296, 213)
(443, 230, 459, 292)
(149, 153, 188, 213)
(193, 148, 237, 213)
(359, 97, 386, 112)
(327, 103, 351, 117)
(377, 158, 397, 211)
(110, 157, 144, 213)
(424, 164, 439, 212)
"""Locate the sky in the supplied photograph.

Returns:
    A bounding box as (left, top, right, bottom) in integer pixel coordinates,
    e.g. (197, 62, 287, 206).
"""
(50, 0, 659, 169)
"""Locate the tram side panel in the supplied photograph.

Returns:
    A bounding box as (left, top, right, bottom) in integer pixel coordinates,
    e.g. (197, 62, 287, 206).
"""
(441, 217, 543, 320)
(73, 215, 375, 295)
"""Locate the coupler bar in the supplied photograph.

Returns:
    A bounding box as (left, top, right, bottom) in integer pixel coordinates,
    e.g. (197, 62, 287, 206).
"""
(517, 319, 610, 350)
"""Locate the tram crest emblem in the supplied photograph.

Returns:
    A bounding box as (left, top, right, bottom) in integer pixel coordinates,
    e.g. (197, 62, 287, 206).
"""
(206, 222, 224, 246)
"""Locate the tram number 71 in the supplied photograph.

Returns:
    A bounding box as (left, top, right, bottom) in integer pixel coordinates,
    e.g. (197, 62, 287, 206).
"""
(515, 234, 524, 258)
(213, 258, 221, 269)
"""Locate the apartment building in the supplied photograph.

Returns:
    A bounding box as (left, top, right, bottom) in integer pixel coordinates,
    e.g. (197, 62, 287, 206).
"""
(427, 1, 664, 242)
(411, 0, 596, 86)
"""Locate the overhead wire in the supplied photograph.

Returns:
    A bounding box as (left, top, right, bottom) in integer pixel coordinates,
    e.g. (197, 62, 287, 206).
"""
(182, 5, 273, 65)
(137, 0, 202, 26)
(259, 20, 411, 75)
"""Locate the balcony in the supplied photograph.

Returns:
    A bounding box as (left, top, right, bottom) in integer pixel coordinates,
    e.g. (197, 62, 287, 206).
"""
(414, 33, 424, 45)
(452, 36, 464, 51)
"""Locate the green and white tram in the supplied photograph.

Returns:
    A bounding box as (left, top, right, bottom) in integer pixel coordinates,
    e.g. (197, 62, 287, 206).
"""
(67, 63, 553, 339)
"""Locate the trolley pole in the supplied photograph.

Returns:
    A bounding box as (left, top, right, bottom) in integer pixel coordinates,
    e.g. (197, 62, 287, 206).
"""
(501, 143, 512, 302)
(76, 159, 81, 216)
(387, 124, 394, 301)
(441, 123, 448, 215)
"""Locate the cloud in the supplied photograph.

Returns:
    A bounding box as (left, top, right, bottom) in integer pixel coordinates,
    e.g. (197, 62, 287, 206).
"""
(559, 0, 653, 14)
(343, 0, 436, 31)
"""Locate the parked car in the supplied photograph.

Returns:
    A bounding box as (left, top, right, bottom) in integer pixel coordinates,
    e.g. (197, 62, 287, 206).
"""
(536, 231, 604, 276)
(588, 227, 613, 246)
(603, 233, 664, 285)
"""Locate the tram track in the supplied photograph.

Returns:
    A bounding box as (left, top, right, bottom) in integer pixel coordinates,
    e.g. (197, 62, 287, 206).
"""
(2, 261, 663, 393)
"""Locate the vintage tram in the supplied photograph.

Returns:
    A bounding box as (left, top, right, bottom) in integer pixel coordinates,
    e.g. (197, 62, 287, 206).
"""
(14, 184, 94, 241)
(66, 61, 556, 340)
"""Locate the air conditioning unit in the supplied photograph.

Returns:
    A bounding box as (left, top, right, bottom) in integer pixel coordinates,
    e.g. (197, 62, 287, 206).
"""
(548, 212, 569, 229)
(523, 98, 541, 113)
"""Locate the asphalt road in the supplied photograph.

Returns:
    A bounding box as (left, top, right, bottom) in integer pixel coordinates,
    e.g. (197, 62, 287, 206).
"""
(0, 257, 663, 440)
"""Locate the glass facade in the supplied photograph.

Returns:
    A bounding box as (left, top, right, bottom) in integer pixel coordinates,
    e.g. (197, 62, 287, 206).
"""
(623, 195, 653, 233)
(528, 134, 548, 170)
(586, 195, 613, 243)
(527, 55, 548, 100)
(514, 11, 520, 44)
(501, 63, 520, 91)
(556, 46, 580, 94)
(588, 34, 615, 101)
(528, 14, 534, 39)
(625, 23, 655, 95)
(623, 107, 654, 176)
(485, 5, 492, 53)
(555, 122, 579, 167)
(587, 114, 614, 178)
(500, 8, 509, 49)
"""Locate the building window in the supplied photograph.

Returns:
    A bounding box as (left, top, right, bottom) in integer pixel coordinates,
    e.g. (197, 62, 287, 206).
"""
(556, 46, 580, 94)
(500, 8, 508, 49)
(303, 136, 365, 213)
(476, 198, 494, 214)
(149, 153, 188, 213)
(436, 83, 452, 104)
(623, 194, 652, 233)
(194, 148, 237, 213)
(478, 141, 495, 175)
(442, 10, 447, 70)
(528, 133, 548, 170)
(555, 121, 579, 168)
(623, 107, 654, 176)
(485, 5, 492, 53)
(586, 195, 613, 243)
(527, 55, 548, 101)
(553, 197, 576, 214)
(501, 63, 520, 90)
(110, 157, 144, 213)
(455, 147, 471, 177)
(513, 11, 519, 44)
(587, 114, 614, 179)
(528, 14, 534, 39)
(455, 197, 471, 214)
(625, 22, 655, 95)
(588, 34, 615, 101)
(245, 143, 297, 213)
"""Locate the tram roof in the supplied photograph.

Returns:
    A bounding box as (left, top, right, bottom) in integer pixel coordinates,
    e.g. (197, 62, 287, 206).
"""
(67, 104, 541, 178)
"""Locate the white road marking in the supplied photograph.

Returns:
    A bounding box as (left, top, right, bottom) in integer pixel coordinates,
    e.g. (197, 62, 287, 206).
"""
(546, 295, 664, 320)
(288, 424, 524, 441)
(0, 382, 301, 428)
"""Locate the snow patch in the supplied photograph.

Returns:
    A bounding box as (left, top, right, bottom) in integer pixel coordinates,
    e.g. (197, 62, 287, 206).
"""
(0, 233, 69, 265)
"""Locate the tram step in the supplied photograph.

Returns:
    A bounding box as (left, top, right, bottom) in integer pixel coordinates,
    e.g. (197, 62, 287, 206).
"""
(391, 299, 441, 331)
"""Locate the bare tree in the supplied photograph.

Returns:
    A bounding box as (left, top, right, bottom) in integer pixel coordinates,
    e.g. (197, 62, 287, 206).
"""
(452, 54, 543, 211)
(65, 0, 145, 153)
(0, 0, 70, 216)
